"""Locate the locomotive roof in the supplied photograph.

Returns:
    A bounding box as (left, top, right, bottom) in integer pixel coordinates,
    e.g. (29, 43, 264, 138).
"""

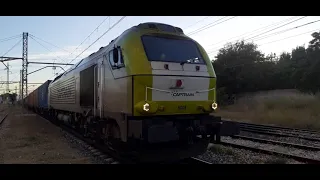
(51, 22, 184, 83)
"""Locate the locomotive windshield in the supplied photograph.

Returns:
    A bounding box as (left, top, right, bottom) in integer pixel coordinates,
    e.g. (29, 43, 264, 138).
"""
(141, 35, 205, 64)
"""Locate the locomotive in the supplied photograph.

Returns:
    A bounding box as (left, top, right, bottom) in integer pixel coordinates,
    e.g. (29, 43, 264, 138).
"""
(24, 22, 239, 162)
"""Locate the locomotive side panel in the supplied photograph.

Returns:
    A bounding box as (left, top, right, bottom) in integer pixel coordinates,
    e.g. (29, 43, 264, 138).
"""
(100, 50, 131, 141)
(101, 57, 130, 116)
(49, 75, 78, 112)
(80, 65, 95, 107)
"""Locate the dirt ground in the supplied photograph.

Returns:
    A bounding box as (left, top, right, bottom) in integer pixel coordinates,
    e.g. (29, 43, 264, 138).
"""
(0, 105, 95, 164)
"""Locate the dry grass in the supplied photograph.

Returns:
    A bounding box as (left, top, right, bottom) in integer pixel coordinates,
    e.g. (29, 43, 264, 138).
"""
(215, 89, 320, 130)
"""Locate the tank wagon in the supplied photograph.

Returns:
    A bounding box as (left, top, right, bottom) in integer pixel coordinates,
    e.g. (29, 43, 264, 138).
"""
(24, 22, 239, 162)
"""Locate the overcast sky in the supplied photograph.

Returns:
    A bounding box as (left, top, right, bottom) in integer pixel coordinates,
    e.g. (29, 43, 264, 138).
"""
(0, 16, 319, 94)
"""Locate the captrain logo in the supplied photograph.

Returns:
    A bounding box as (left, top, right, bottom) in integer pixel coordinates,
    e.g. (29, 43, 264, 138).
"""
(171, 91, 195, 97)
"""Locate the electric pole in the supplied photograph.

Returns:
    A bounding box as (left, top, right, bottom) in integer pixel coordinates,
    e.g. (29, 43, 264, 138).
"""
(6, 62, 9, 93)
(21, 32, 28, 103)
(19, 70, 22, 100)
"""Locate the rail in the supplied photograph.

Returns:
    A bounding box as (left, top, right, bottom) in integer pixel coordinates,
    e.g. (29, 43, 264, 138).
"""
(231, 135, 320, 151)
(219, 141, 320, 164)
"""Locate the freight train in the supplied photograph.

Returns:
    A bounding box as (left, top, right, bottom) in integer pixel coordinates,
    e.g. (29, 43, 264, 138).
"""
(24, 22, 239, 162)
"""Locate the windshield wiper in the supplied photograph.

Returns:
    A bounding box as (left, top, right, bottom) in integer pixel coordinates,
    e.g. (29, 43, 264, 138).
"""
(180, 57, 200, 65)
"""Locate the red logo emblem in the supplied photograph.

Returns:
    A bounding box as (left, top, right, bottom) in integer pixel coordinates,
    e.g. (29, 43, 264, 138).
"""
(176, 79, 182, 88)
(170, 79, 184, 89)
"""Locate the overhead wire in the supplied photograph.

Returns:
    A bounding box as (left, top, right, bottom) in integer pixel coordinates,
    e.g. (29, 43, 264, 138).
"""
(67, 16, 126, 65)
(53, 16, 126, 78)
(245, 16, 307, 41)
(187, 16, 237, 36)
(29, 36, 66, 62)
(186, 16, 228, 35)
(207, 16, 311, 55)
(1, 39, 22, 57)
(64, 16, 110, 61)
(208, 27, 320, 59)
(183, 16, 212, 30)
(207, 16, 307, 53)
(29, 34, 71, 54)
(258, 28, 320, 47)
(0, 34, 22, 43)
(207, 16, 299, 48)
(25, 16, 111, 72)
(0, 37, 22, 89)
(251, 19, 320, 42)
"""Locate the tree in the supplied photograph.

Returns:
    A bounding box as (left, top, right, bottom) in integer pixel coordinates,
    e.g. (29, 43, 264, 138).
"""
(213, 40, 270, 103)
(298, 31, 320, 93)
(212, 30, 320, 105)
(0, 93, 17, 102)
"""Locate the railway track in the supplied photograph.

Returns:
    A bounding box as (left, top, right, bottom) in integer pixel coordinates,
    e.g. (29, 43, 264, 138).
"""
(238, 121, 320, 134)
(218, 141, 320, 164)
(239, 127, 320, 142)
(36, 112, 211, 164)
(0, 106, 10, 126)
(239, 124, 320, 137)
(178, 157, 212, 164)
(231, 135, 320, 151)
(0, 113, 9, 126)
(38, 113, 130, 164)
(227, 120, 320, 142)
(238, 122, 320, 137)
(218, 120, 320, 164)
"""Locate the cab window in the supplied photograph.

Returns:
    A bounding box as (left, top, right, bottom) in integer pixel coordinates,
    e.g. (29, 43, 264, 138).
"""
(108, 47, 124, 69)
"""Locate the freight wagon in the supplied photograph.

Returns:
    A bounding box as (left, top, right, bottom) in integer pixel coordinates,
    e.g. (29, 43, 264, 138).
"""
(38, 80, 52, 111)
(26, 91, 34, 109)
(25, 80, 51, 113)
(34, 89, 39, 111)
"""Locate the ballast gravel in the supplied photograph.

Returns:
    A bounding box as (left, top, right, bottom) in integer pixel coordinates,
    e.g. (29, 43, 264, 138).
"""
(196, 142, 303, 164)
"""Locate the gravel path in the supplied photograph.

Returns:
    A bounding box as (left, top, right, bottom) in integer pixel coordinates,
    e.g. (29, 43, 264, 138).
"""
(196, 143, 302, 164)
(0, 106, 98, 164)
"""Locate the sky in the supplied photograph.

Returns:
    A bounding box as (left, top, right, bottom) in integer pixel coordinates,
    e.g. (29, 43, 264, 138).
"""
(0, 16, 319, 95)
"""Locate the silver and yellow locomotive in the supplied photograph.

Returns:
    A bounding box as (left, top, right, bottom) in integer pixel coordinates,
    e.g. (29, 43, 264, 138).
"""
(47, 22, 238, 162)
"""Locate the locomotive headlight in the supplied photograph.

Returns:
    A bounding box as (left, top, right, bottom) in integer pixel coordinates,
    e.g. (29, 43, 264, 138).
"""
(135, 101, 158, 114)
(143, 103, 150, 112)
(211, 102, 218, 110)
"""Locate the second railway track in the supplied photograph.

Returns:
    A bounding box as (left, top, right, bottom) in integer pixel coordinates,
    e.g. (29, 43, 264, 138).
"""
(0, 113, 9, 126)
(218, 141, 320, 164)
(217, 120, 320, 164)
(240, 127, 320, 142)
(238, 121, 320, 134)
(231, 135, 320, 151)
(0, 106, 10, 126)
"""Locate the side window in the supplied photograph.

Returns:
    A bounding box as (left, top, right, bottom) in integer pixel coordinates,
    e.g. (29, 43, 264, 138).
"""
(108, 47, 125, 69)
(108, 51, 115, 67)
(118, 48, 124, 65)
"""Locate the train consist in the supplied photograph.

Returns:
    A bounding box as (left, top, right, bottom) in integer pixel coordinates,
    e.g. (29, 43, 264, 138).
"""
(24, 22, 239, 162)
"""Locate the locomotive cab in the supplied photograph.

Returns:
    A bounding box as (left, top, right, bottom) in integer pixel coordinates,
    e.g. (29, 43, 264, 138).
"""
(119, 23, 239, 152)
